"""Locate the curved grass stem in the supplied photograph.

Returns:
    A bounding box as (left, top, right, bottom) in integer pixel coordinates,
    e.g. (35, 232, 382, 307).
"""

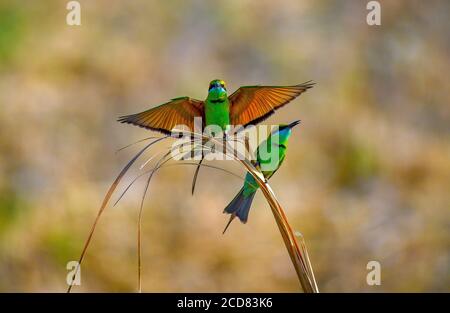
(70, 130, 319, 293)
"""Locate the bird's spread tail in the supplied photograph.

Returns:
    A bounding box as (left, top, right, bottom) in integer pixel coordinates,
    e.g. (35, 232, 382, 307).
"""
(222, 187, 256, 234)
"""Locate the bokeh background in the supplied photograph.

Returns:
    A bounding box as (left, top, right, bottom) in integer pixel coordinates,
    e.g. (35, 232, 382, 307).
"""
(0, 0, 448, 292)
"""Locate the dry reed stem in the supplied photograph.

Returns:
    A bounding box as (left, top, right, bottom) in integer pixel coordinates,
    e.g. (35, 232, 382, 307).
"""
(237, 158, 319, 293)
(68, 131, 319, 293)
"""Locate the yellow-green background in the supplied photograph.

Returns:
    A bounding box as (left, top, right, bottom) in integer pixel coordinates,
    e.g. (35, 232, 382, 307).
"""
(0, 0, 448, 292)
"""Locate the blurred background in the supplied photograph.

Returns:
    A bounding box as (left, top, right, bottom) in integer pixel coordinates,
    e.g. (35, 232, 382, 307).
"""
(0, 0, 448, 292)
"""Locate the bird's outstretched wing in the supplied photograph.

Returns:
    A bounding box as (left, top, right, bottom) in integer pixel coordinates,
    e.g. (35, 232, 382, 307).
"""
(118, 97, 204, 135)
(228, 81, 314, 126)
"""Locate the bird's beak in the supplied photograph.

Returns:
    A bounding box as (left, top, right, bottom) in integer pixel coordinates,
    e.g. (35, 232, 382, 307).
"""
(287, 120, 301, 129)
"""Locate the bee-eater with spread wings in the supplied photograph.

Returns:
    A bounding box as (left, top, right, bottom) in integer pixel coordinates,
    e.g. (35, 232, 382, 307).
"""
(118, 79, 314, 193)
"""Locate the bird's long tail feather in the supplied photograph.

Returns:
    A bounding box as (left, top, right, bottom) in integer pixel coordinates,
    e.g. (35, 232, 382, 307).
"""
(222, 187, 256, 233)
(191, 155, 204, 195)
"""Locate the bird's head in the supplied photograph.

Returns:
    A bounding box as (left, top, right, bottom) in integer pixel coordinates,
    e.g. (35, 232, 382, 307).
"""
(273, 120, 301, 145)
(207, 79, 227, 101)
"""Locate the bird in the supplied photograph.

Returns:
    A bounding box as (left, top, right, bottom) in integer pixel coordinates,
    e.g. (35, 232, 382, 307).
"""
(118, 80, 313, 194)
(222, 120, 300, 234)
(118, 79, 313, 134)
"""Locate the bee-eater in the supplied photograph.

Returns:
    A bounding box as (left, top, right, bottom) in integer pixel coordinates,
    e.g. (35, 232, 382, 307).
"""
(222, 120, 300, 234)
(118, 80, 313, 134)
(118, 80, 313, 193)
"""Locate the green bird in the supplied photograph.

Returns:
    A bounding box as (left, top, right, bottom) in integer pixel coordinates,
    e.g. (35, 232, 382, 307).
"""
(118, 80, 313, 193)
(118, 79, 313, 133)
(222, 120, 300, 234)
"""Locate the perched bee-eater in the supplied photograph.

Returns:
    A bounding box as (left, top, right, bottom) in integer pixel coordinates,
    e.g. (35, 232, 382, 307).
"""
(222, 120, 300, 233)
(118, 80, 313, 194)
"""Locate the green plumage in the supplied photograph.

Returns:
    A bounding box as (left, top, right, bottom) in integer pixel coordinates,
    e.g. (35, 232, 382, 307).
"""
(204, 79, 230, 130)
(204, 99, 230, 131)
(243, 132, 288, 196)
(223, 120, 300, 233)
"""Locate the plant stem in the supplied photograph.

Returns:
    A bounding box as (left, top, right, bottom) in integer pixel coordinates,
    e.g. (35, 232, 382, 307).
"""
(239, 158, 319, 293)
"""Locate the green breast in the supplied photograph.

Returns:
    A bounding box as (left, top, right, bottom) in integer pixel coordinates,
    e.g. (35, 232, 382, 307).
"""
(204, 99, 230, 130)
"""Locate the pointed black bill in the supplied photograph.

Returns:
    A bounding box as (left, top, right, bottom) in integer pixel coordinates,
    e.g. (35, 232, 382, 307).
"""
(287, 120, 301, 129)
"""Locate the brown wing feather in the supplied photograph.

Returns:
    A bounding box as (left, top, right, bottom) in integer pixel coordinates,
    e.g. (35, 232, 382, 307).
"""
(228, 81, 314, 126)
(118, 97, 204, 135)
